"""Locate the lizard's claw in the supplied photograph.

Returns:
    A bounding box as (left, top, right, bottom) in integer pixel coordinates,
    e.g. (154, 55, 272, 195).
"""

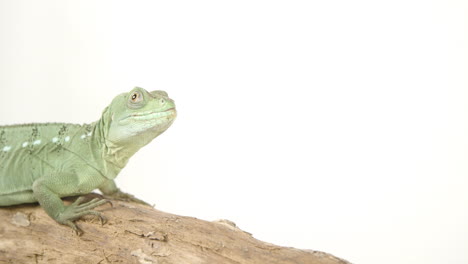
(57, 197, 109, 235)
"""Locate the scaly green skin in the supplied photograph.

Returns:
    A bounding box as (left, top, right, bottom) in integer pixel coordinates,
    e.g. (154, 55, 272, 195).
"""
(0, 87, 176, 234)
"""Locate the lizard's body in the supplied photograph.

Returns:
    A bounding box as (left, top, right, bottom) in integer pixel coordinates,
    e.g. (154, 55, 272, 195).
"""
(0, 87, 176, 233)
(0, 122, 110, 205)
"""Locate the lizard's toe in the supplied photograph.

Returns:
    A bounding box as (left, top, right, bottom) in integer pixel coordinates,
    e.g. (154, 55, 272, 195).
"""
(64, 220, 83, 236)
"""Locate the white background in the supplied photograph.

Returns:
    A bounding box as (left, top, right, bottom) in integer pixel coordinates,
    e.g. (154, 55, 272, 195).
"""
(0, 1, 467, 263)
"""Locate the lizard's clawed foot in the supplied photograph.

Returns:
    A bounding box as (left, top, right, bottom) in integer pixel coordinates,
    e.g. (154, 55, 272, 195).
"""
(57, 196, 109, 235)
(105, 190, 152, 207)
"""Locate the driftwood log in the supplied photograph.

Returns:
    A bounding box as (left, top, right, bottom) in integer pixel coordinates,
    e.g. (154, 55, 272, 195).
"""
(0, 194, 350, 264)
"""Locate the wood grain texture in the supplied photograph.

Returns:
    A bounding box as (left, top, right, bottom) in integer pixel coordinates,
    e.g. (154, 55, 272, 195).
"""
(0, 195, 351, 264)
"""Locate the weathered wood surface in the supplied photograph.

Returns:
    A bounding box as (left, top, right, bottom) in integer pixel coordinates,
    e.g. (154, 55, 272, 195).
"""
(0, 194, 351, 264)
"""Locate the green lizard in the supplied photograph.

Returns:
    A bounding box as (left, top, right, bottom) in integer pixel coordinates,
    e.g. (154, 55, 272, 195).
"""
(0, 87, 176, 234)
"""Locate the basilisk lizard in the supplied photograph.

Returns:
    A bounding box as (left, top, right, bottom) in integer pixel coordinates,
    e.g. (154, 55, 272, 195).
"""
(0, 87, 176, 234)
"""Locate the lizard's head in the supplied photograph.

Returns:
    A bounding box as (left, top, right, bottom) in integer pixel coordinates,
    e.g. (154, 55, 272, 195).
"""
(105, 87, 177, 146)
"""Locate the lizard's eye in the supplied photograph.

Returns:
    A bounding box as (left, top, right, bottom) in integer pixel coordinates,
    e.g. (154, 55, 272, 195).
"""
(130, 92, 143, 103)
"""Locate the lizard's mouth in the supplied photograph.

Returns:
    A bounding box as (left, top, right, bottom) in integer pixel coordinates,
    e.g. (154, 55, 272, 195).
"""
(120, 108, 177, 123)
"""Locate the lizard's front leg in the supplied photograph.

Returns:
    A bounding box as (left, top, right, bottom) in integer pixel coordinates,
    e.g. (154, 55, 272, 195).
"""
(99, 179, 151, 206)
(32, 174, 109, 235)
